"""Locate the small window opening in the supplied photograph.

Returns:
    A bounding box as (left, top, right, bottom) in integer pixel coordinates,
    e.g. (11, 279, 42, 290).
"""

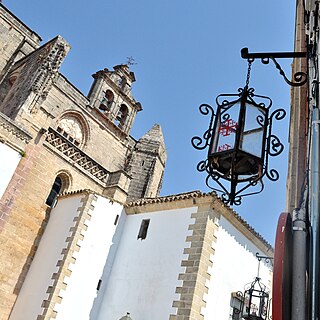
(46, 176, 62, 207)
(137, 219, 150, 240)
(97, 279, 102, 291)
(114, 214, 119, 225)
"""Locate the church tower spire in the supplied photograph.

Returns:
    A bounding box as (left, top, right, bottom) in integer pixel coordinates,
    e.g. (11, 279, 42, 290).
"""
(127, 124, 167, 199)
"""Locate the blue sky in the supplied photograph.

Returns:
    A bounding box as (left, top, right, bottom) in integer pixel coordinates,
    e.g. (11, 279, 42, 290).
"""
(5, 0, 296, 244)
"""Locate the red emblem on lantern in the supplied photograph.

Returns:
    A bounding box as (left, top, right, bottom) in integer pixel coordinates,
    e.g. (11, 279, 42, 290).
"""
(218, 119, 238, 136)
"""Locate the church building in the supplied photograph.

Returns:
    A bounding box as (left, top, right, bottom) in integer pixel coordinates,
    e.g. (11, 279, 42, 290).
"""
(0, 4, 273, 320)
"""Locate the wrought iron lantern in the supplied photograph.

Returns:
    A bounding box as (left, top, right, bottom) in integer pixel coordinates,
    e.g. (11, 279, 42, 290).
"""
(234, 253, 273, 320)
(191, 60, 286, 205)
(238, 277, 270, 320)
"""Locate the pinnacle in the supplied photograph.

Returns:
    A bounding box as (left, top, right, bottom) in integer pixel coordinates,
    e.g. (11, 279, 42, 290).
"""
(140, 124, 165, 144)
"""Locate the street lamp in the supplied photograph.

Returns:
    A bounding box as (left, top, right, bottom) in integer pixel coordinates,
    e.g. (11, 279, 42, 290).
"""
(235, 253, 273, 320)
(192, 61, 286, 205)
(208, 86, 268, 178)
(192, 48, 307, 206)
(239, 277, 270, 320)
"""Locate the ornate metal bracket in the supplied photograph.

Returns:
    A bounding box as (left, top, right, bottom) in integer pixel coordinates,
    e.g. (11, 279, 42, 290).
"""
(255, 252, 274, 280)
(256, 252, 274, 264)
(241, 47, 307, 87)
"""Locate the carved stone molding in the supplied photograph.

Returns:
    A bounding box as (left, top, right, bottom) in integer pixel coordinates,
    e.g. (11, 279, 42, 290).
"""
(45, 127, 109, 185)
(29, 37, 70, 114)
(0, 113, 32, 143)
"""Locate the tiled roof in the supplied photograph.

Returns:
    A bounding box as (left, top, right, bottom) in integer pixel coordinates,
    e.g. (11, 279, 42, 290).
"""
(127, 190, 273, 252)
(58, 189, 273, 252)
(126, 190, 213, 206)
(58, 189, 123, 205)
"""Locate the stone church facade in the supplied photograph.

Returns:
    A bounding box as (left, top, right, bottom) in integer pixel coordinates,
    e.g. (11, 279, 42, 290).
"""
(0, 4, 166, 318)
(0, 4, 273, 320)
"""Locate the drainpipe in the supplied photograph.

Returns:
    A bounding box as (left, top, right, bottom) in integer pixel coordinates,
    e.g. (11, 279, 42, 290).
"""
(309, 106, 320, 320)
(292, 204, 307, 320)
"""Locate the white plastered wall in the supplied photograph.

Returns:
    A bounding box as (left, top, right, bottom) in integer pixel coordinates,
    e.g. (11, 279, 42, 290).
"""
(95, 206, 197, 320)
(9, 192, 272, 320)
(55, 196, 124, 319)
(0, 142, 21, 199)
(10, 194, 124, 320)
(203, 215, 273, 319)
(9, 195, 84, 320)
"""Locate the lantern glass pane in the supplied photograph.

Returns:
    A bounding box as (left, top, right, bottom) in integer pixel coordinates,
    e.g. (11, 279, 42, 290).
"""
(211, 102, 240, 154)
(240, 104, 267, 158)
(242, 292, 250, 318)
(250, 292, 262, 317)
(242, 130, 264, 157)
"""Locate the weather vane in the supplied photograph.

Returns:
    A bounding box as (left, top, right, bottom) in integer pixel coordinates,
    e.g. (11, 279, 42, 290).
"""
(126, 56, 137, 66)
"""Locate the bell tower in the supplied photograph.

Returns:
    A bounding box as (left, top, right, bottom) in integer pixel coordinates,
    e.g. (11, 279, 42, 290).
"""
(88, 64, 142, 136)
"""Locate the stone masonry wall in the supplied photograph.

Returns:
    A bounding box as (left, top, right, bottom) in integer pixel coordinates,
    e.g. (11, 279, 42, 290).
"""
(170, 202, 219, 320)
(0, 4, 40, 80)
(286, 0, 308, 212)
(0, 134, 105, 319)
(127, 124, 166, 199)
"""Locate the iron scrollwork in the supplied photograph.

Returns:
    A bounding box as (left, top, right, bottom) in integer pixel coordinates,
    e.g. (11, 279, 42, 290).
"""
(191, 104, 215, 151)
(241, 47, 307, 87)
(265, 108, 286, 182)
(256, 252, 274, 265)
(191, 87, 286, 206)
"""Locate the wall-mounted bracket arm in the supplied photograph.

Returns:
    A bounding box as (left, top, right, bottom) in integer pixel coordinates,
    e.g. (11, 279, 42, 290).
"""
(241, 47, 307, 87)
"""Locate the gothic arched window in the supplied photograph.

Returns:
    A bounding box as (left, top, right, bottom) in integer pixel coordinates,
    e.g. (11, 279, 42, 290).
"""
(45, 176, 62, 207)
(45, 172, 71, 207)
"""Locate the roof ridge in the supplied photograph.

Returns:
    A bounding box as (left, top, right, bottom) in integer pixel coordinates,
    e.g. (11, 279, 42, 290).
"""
(126, 190, 273, 252)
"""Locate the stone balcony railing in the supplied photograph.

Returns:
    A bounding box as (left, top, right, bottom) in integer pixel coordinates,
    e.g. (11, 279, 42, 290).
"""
(45, 127, 110, 185)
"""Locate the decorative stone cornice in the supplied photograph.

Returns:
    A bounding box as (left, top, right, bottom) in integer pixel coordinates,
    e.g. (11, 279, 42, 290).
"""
(30, 36, 70, 112)
(0, 3, 42, 44)
(0, 112, 32, 143)
(45, 127, 110, 185)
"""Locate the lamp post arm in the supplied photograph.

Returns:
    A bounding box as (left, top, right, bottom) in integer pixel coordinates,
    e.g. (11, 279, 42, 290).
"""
(241, 47, 307, 87)
(241, 47, 307, 60)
